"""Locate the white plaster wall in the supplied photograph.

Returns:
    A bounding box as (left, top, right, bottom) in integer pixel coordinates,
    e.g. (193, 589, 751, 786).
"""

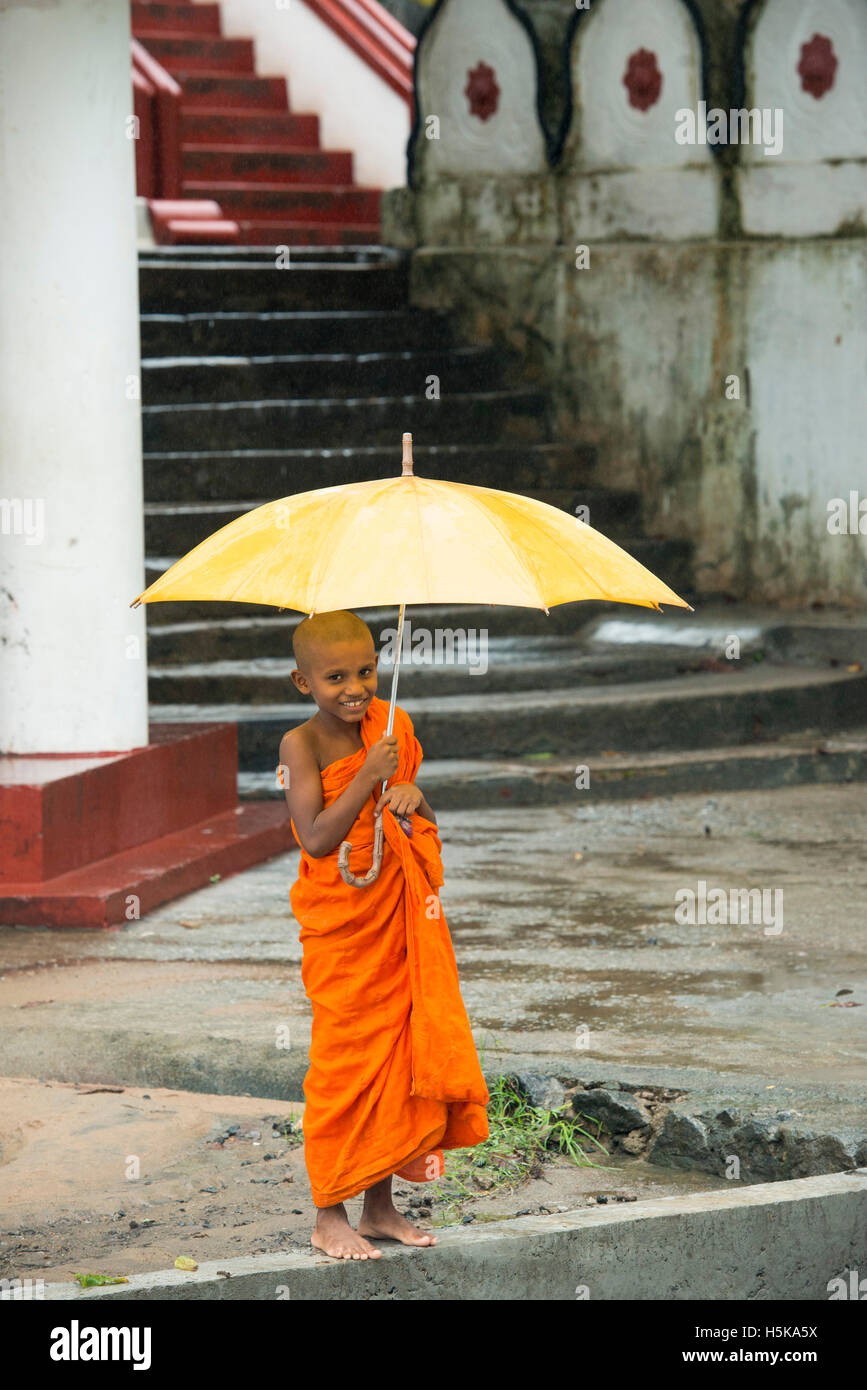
(739, 0, 867, 236)
(561, 167, 719, 241)
(562, 0, 718, 240)
(568, 0, 710, 171)
(415, 0, 547, 178)
(412, 236, 867, 605)
(747, 243, 867, 602)
(562, 239, 867, 602)
(744, 0, 867, 163)
(559, 244, 719, 508)
(740, 162, 867, 238)
(216, 0, 411, 189)
(0, 0, 148, 754)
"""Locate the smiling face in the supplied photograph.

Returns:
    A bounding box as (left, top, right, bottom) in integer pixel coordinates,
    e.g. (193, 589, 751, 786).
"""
(291, 635, 379, 725)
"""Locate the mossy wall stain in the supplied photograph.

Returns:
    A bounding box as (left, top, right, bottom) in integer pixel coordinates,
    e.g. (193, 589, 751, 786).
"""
(397, 1, 867, 606)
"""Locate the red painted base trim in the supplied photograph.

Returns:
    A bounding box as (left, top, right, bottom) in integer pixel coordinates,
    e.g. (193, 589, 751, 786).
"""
(159, 218, 241, 244)
(148, 198, 241, 245)
(0, 724, 238, 883)
(0, 802, 296, 929)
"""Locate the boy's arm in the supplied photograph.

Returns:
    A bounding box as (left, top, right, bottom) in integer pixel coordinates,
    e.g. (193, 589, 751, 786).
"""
(280, 730, 384, 858)
(415, 789, 437, 826)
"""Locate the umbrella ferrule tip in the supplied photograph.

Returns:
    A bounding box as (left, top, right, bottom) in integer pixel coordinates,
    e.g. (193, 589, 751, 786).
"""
(401, 433, 414, 476)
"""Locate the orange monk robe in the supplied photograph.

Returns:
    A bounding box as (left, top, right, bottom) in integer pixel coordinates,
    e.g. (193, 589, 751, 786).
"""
(289, 696, 489, 1207)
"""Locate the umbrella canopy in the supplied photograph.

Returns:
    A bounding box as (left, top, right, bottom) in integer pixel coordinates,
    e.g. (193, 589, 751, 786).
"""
(131, 435, 691, 614)
(131, 434, 692, 886)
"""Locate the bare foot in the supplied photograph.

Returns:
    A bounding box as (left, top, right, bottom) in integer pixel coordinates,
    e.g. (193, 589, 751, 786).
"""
(358, 1202, 437, 1247)
(311, 1203, 382, 1260)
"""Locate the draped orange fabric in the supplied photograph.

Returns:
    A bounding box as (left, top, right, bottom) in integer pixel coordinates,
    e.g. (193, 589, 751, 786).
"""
(289, 696, 489, 1207)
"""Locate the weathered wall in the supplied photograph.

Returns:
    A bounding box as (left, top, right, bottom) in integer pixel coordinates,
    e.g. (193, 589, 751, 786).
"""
(385, 0, 867, 607)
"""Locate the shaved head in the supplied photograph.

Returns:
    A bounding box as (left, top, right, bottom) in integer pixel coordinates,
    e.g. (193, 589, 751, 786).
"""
(292, 610, 374, 674)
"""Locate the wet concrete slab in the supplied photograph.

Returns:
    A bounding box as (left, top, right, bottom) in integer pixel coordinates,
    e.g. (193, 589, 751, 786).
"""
(1, 784, 865, 1148)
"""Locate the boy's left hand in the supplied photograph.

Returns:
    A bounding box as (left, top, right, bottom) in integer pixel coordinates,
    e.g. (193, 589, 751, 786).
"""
(375, 782, 422, 818)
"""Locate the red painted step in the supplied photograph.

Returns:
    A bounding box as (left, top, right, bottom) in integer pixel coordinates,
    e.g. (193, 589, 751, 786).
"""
(181, 111, 321, 148)
(236, 220, 382, 246)
(0, 802, 295, 929)
(181, 145, 353, 185)
(182, 182, 381, 224)
(132, 0, 382, 244)
(131, 2, 222, 35)
(157, 219, 241, 245)
(135, 33, 256, 75)
(177, 74, 288, 109)
(0, 723, 239, 883)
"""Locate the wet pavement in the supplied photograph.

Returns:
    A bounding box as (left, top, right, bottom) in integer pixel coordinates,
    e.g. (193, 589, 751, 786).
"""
(2, 781, 865, 1102)
(2, 780, 866, 1285)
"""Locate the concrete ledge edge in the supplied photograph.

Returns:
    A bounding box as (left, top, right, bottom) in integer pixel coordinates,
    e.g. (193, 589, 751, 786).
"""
(39, 1169, 867, 1301)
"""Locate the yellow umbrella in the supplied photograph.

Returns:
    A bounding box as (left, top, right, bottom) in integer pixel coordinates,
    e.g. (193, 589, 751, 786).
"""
(131, 433, 692, 883)
(132, 434, 689, 616)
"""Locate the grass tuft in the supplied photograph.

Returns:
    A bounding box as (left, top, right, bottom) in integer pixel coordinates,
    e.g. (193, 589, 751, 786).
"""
(429, 1066, 611, 1227)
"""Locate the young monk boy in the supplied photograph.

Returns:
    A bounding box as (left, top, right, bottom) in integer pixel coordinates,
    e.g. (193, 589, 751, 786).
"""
(279, 609, 490, 1261)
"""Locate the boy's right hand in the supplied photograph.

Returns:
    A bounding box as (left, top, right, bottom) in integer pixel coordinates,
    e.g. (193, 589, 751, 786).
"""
(364, 734, 399, 785)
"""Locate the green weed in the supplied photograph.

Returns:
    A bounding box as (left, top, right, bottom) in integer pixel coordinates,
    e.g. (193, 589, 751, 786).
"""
(428, 1073, 610, 1227)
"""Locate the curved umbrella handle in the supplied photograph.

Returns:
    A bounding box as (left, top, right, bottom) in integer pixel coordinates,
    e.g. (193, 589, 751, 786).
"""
(338, 812, 384, 887)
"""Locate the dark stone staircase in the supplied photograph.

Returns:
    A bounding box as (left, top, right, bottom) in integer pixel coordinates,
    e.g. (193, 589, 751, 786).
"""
(140, 245, 867, 807)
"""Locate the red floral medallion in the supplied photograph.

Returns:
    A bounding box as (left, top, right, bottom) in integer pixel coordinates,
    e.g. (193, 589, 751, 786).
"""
(797, 33, 838, 99)
(623, 48, 662, 112)
(465, 61, 500, 122)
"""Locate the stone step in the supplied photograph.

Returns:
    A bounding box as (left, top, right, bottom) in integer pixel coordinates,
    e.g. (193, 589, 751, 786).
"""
(140, 346, 507, 404)
(141, 442, 598, 501)
(132, 3, 222, 35)
(240, 729, 867, 806)
(144, 604, 609, 653)
(180, 182, 381, 224)
(180, 110, 321, 147)
(143, 607, 867, 665)
(233, 221, 383, 246)
(139, 259, 407, 312)
(181, 145, 354, 184)
(140, 388, 553, 450)
(146, 643, 760, 705)
(134, 34, 256, 74)
(140, 309, 455, 357)
(141, 244, 395, 261)
(149, 666, 867, 770)
(177, 75, 288, 109)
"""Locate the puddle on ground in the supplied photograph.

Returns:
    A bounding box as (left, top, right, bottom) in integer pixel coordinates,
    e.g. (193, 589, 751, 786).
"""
(448, 897, 671, 937)
(463, 964, 767, 1032)
(458, 961, 764, 994)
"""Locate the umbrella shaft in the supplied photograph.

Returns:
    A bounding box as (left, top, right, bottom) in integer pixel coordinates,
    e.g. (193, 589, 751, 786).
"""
(381, 601, 405, 797)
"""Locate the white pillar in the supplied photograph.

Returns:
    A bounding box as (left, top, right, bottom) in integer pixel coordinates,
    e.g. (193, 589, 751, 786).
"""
(0, 0, 148, 754)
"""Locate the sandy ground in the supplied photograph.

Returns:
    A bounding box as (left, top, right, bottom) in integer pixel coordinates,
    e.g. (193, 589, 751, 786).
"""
(0, 1075, 728, 1285)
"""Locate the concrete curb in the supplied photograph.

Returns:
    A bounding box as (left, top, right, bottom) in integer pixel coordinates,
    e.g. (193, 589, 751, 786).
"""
(41, 1171, 867, 1301)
